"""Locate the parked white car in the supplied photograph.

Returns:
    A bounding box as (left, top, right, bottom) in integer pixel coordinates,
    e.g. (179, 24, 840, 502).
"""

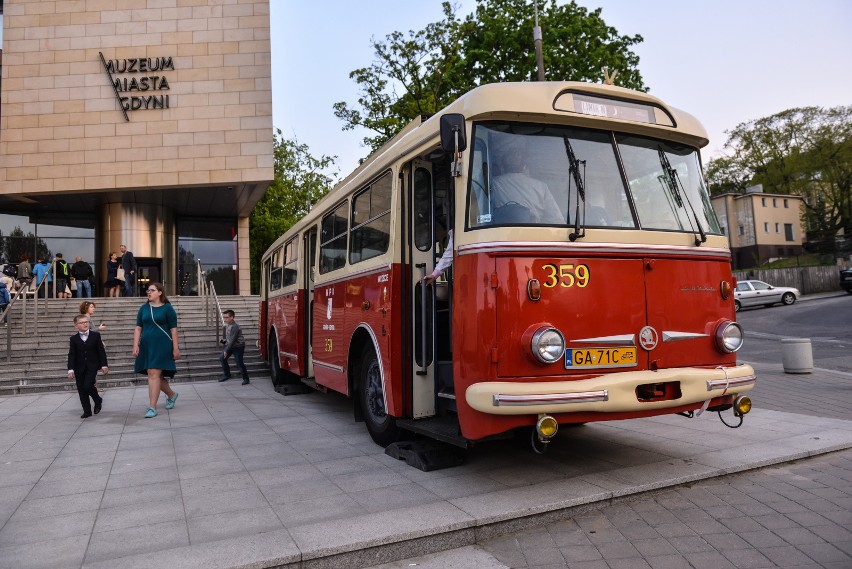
(734, 280, 800, 312)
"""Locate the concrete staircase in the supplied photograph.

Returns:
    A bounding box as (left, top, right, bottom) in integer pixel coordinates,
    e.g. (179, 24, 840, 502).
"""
(0, 295, 267, 395)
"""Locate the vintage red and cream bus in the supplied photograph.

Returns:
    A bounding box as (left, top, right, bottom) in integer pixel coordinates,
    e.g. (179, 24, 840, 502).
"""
(259, 81, 754, 451)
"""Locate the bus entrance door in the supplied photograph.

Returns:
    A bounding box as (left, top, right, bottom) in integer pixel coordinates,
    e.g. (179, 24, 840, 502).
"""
(410, 161, 437, 418)
(303, 227, 317, 379)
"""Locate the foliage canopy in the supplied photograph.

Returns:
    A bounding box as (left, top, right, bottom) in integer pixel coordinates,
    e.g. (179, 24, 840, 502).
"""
(705, 106, 852, 246)
(334, 0, 647, 154)
(248, 131, 336, 293)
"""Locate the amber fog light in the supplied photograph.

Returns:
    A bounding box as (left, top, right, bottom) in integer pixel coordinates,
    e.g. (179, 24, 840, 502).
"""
(734, 395, 752, 416)
(536, 415, 559, 440)
(720, 280, 732, 300)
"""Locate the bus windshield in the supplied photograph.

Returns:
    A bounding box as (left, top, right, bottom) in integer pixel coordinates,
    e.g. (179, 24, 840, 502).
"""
(467, 122, 721, 234)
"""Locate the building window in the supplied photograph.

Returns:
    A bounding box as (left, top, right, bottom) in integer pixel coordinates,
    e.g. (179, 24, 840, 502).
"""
(775, 223, 780, 233)
(773, 198, 777, 207)
(761, 198, 766, 207)
(738, 225, 744, 236)
(784, 199, 789, 208)
(764, 222, 769, 233)
(177, 217, 238, 296)
(784, 223, 794, 241)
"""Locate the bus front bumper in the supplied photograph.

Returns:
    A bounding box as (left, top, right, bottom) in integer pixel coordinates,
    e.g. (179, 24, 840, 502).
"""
(465, 365, 755, 416)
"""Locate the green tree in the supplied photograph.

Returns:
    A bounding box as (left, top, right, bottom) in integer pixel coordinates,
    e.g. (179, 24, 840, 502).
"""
(249, 131, 337, 293)
(334, 0, 647, 155)
(706, 106, 852, 248)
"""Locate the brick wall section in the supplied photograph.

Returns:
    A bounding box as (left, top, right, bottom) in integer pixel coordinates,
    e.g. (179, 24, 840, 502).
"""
(0, 0, 273, 196)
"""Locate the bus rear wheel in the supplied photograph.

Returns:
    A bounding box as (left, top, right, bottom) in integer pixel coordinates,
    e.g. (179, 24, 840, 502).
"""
(358, 345, 400, 447)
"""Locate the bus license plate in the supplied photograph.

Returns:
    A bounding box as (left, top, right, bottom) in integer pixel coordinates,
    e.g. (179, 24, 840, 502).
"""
(565, 347, 638, 369)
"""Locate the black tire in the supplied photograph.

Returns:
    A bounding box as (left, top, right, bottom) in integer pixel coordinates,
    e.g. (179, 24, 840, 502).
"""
(782, 292, 796, 306)
(358, 344, 400, 447)
(269, 336, 284, 386)
(734, 300, 741, 312)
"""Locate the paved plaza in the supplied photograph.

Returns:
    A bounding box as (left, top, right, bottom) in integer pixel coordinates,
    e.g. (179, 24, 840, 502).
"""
(0, 362, 850, 569)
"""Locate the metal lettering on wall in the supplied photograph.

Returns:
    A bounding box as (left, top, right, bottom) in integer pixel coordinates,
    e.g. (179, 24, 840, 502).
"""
(98, 53, 174, 121)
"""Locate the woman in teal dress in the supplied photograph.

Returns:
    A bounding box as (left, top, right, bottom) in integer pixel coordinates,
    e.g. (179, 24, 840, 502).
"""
(133, 282, 180, 418)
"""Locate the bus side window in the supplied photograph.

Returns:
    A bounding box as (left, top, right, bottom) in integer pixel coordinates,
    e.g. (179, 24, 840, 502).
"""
(350, 172, 392, 264)
(282, 237, 298, 287)
(269, 246, 283, 290)
(320, 201, 348, 274)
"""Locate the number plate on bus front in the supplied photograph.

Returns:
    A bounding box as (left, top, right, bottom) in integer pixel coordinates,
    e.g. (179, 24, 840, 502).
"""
(565, 347, 638, 369)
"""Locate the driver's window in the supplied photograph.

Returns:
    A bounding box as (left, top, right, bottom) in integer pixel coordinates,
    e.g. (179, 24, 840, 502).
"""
(752, 281, 771, 291)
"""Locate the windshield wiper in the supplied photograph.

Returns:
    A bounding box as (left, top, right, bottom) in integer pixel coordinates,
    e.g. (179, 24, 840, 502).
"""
(657, 147, 706, 246)
(563, 136, 587, 241)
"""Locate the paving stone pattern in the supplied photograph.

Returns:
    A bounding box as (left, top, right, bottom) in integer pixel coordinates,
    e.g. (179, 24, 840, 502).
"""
(0, 348, 851, 567)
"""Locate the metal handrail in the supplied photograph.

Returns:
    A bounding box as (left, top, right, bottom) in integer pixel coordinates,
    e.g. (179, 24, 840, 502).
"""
(208, 281, 226, 344)
(2, 283, 30, 362)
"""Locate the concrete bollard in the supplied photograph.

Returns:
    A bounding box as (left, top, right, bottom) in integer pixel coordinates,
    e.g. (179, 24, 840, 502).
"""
(781, 338, 813, 374)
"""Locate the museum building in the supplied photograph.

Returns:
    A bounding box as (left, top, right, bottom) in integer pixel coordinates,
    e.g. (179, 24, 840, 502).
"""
(0, 0, 273, 296)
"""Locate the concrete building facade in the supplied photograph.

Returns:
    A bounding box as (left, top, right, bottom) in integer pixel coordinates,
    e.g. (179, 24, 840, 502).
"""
(712, 186, 805, 269)
(0, 0, 273, 296)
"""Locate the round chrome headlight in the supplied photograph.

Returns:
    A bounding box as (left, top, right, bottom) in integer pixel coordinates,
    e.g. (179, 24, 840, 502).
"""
(715, 321, 744, 353)
(531, 327, 565, 364)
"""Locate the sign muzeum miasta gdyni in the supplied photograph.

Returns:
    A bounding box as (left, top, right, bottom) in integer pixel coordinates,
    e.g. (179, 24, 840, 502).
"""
(99, 53, 173, 121)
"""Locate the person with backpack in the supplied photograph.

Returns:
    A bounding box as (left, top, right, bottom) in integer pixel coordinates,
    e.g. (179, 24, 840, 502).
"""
(55, 253, 71, 299)
(71, 256, 94, 298)
(16, 255, 32, 289)
(0, 281, 10, 324)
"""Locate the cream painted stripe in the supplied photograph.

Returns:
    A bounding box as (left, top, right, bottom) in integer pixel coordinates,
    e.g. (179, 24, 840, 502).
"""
(315, 262, 392, 287)
(457, 241, 731, 258)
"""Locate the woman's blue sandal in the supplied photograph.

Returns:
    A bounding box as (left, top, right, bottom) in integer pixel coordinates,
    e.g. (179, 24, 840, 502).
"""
(144, 407, 157, 418)
(166, 392, 179, 410)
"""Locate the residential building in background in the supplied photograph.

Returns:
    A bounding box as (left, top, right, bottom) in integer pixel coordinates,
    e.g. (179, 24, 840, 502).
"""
(712, 184, 805, 269)
(0, 0, 273, 296)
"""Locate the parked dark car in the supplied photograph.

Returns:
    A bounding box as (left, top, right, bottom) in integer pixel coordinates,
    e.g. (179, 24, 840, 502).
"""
(841, 267, 852, 293)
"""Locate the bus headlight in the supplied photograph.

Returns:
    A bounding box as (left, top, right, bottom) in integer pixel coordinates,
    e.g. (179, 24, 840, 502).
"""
(530, 327, 565, 364)
(715, 321, 744, 353)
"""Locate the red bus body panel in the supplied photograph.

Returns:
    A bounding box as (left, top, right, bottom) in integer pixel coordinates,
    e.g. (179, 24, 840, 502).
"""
(452, 249, 738, 441)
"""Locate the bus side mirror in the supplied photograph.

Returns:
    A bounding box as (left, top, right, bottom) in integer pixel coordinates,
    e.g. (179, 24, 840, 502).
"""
(440, 113, 466, 177)
(440, 113, 467, 153)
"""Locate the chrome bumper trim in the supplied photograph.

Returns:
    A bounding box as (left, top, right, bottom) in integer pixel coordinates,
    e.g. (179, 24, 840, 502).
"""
(493, 390, 608, 407)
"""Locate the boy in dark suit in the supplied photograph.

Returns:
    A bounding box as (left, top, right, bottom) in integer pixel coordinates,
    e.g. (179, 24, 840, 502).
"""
(68, 315, 108, 418)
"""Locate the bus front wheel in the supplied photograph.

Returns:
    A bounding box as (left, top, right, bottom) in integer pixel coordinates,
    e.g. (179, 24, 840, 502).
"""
(269, 337, 284, 386)
(358, 345, 400, 447)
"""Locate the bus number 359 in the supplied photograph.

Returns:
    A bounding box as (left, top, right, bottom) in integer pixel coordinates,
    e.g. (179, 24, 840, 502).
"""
(540, 264, 590, 288)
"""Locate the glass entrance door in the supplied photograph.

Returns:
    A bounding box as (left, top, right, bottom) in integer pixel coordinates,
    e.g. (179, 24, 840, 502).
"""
(135, 258, 162, 297)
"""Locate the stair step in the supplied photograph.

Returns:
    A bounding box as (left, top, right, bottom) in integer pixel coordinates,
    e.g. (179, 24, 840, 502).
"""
(0, 295, 266, 395)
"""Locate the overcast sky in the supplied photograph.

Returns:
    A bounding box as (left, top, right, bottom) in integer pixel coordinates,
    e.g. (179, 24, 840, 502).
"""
(271, 0, 851, 175)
